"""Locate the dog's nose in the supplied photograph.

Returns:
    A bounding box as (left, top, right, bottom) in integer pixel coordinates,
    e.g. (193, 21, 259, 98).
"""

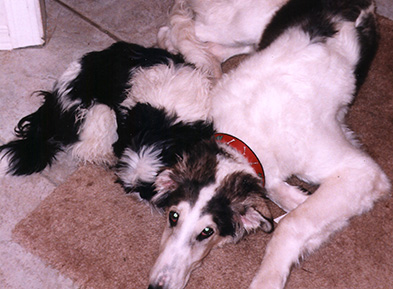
(148, 285, 163, 289)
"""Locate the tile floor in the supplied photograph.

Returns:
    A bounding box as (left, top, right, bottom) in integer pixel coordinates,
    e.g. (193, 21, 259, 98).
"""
(0, 0, 392, 288)
(0, 1, 170, 287)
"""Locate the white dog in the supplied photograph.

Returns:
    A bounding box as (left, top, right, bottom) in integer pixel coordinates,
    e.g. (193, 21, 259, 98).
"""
(150, 0, 391, 288)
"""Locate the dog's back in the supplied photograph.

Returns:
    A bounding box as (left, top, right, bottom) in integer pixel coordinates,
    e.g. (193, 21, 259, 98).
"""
(152, 1, 391, 289)
(207, 1, 390, 288)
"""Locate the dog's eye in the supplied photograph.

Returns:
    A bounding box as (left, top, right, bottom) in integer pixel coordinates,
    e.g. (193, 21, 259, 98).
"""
(169, 211, 179, 227)
(197, 227, 214, 241)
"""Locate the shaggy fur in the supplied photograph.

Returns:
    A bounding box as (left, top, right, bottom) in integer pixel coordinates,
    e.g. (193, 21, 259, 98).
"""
(0, 42, 214, 201)
(150, 0, 391, 289)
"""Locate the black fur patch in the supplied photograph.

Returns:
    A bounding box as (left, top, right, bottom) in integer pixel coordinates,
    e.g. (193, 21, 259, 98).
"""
(115, 103, 215, 201)
(67, 42, 184, 108)
(258, 0, 374, 50)
(151, 139, 220, 207)
(204, 172, 267, 237)
(216, 172, 267, 201)
(353, 11, 379, 90)
(131, 182, 157, 201)
(204, 193, 234, 237)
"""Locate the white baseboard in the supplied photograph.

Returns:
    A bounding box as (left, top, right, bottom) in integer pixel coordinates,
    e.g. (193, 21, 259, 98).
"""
(0, 0, 45, 50)
(0, 24, 12, 50)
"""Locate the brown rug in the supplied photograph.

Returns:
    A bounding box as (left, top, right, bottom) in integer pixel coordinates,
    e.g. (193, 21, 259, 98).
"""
(13, 16, 393, 289)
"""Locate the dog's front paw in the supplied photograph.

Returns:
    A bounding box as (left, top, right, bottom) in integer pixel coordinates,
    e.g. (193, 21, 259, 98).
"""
(248, 255, 290, 289)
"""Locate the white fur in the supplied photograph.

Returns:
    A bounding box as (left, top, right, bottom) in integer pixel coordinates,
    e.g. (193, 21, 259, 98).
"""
(192, 0, 286, 46)
(153, 3, 391, 289)
(150, 186, 220, 289)
(72, 104, 118, 165)
(211, 22, 362, 210)
(158, 0, 288, 78)
(117, 145, 163, 190)
(122, 64, 212, 123)
(55, 61, 82, 111)
(0, 150, 10, 177)
(208, 16, 390, 289)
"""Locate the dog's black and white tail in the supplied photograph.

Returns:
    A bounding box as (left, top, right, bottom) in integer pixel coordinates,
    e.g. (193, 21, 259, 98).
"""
(0, 42, 184, 176)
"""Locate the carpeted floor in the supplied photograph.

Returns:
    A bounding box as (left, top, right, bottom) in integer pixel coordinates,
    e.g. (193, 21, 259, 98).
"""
(10, 15, 393, 289)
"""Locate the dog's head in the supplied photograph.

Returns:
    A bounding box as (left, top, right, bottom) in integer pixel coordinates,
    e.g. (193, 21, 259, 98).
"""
(148, 139, 273, 289)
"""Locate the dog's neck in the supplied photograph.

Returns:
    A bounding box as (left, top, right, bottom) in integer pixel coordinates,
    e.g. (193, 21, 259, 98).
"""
(214, 133, 265, 186)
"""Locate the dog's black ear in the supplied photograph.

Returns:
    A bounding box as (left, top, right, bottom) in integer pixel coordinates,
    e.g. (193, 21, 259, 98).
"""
(150, 169, 178, 209)
(232, 197, 274, 235)
(219, 172, 274, 238)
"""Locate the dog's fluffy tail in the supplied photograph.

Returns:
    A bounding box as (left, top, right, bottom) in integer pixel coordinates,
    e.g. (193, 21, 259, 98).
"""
(0, 91, 79, 176)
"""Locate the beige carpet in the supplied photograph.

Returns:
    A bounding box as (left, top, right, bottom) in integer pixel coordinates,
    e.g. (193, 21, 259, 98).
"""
(12, 16, 393, 289)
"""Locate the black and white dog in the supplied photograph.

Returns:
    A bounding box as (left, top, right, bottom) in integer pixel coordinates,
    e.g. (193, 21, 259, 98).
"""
(1, 0, 391, 289)
(0, 43, 211, 200)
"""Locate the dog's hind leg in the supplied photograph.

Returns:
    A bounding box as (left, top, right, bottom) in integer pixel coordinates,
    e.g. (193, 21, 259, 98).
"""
(249, 153, 390, 289)
(157, 0, 222, 79)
